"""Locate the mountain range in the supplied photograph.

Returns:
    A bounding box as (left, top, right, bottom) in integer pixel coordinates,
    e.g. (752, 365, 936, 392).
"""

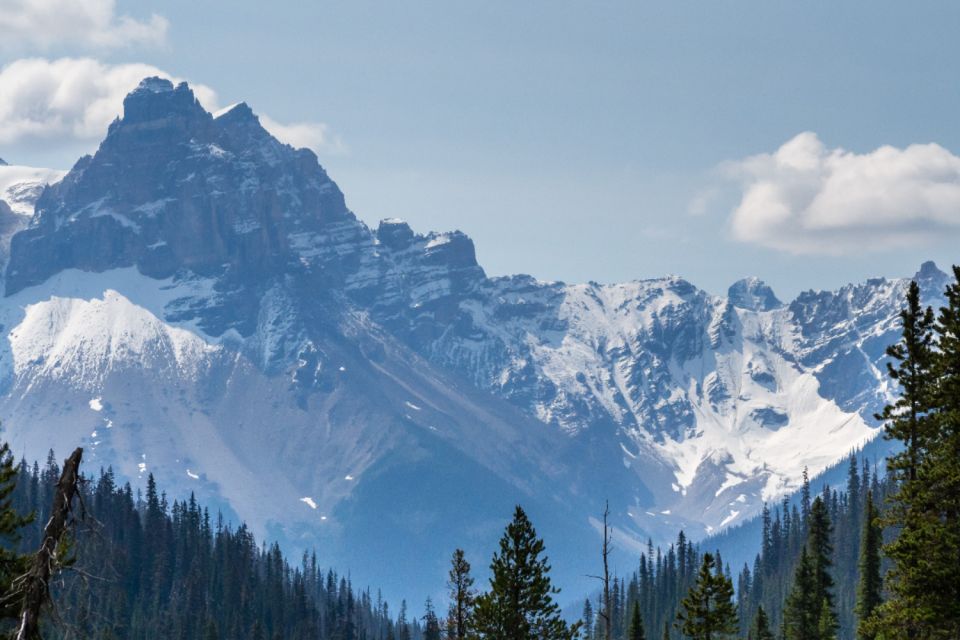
(0, 78, 948, 603)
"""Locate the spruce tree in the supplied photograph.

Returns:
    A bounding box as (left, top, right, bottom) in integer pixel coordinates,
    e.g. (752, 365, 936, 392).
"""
(583, 599, 594, 640)
(855, 492, 881, 640)
(628, 601, 646, 640)
(749, 607, 774, 640)
(783, 549, 818, 640)
(924, 264, 960, 634)
(0, 439, 33, 622)
(807, 497, 836, 635)
(424, 598, 442, 640)
(446, 548, 475, 640)
(472, 506, 579, 640)
(675, 553, 738, 640)
(873, 271, 960, 637)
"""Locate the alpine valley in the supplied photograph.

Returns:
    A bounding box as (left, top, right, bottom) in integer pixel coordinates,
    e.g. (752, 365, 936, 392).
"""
(0, 79, 949, 603)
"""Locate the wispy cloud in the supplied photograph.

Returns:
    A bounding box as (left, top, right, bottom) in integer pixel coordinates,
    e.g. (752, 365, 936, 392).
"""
(260, 116, 347, 156)
(718, 132, 960, 255)
(0, 0, 168, 51)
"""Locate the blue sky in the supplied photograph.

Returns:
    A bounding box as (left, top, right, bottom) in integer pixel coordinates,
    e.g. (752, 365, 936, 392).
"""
(2, 0, 959, 298)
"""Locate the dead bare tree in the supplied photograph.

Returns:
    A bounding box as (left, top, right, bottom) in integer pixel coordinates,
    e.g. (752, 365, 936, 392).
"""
(587, 500, 613, 640)
(12, 447, 83, 640)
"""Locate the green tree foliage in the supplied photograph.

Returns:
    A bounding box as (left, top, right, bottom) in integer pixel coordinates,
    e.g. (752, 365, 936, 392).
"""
(0, 439, 32, 623)
(749, 607, 774, 640)
(446, 548, 475, 640)
(854, 493, 881, 640)
(783, 497, 837, 640)
(871, 268, 960, 638)
(628, 601, 645, 640)
(4, 462, 413, 640)
(783, 548, 818, 640)
(472, 506, 579, 640)
(423, 598, 442, 640)
(675, 553, 737, 640)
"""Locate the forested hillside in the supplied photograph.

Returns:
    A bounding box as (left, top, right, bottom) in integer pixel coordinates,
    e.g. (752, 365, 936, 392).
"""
(5, 459, 415, 640)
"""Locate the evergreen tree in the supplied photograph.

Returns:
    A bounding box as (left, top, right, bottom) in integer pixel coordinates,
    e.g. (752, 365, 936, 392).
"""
(628, 601, 646, 640)
(873, 270, 960, 638)
(876, 280, 937, 482)
(0, 439, 32, 622)
(675, 553, 738, 640)
(783, 549, 818, 640)
(855, 492, 881, 640)
(472, 506, 579, 640)
(807, 497, 836, 636)
(922, 264, 960, 634)
(446, 548, 475, 640)
(423, 598, 442, 640)
(749, 607, 774, 640)
(816, 600, 837, 640)
(398, 600, 412, 640)
(582, 599, 594, 640)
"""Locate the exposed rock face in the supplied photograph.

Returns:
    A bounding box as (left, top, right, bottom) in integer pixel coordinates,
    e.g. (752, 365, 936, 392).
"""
(0, 77, 949, 600)
(7, 78, 358, 303)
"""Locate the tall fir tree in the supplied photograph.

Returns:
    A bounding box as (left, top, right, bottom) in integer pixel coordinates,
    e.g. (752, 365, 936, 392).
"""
(855, 492, 882, 640)
(471, 506, 579, 640)
(876, 280, 937, 481)
(628, 601, 645, 640)
(423, 598, 442, 640)
(807, 497, 837, 636)
(675, 553, 738, 640)
(749, 607, 775, 640)
(873, 272, 960, 638)
(446, 548, 476, 640)
(783, 549, 818, 640)
(0, 439, 32, 623)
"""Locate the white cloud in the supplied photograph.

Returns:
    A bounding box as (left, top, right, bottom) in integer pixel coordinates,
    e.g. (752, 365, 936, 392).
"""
(0, 57, 217, 144)
(0, 57, 339, 156)
(260, 116, 346, 155)
(723, 132, 960, 255)
(0, 0, 168, 51)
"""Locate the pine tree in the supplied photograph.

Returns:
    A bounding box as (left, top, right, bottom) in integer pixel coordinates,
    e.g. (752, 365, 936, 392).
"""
(472, 506, 579, 639)
(446, 548, 475, 640)
(816, 599, 837, 640)
(876, 280, 937, 482)
(783, 549, 818, 640)
(749, 607, 774, 640)
(398, 600, 412, 640)
(873, 271, 960, 637)
(807, 497, 836, 635)
(424, 598, 442, 640)
(628, 601, 646, 640)
(582, 599, 594, 640)
(675, 553, 738, 640)
(0, 439, 33, 622)
(855, 492, 881, 640)
(923, 264, 960, 634)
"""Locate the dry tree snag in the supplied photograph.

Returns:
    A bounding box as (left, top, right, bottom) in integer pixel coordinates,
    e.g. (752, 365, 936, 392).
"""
(14, 447, 83, 640)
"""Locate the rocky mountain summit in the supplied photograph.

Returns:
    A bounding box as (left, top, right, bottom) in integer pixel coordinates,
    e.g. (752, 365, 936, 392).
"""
(0, 78, 946, 600)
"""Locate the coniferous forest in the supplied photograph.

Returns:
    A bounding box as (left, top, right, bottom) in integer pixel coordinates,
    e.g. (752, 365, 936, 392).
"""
(0, 269, 958, 639)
